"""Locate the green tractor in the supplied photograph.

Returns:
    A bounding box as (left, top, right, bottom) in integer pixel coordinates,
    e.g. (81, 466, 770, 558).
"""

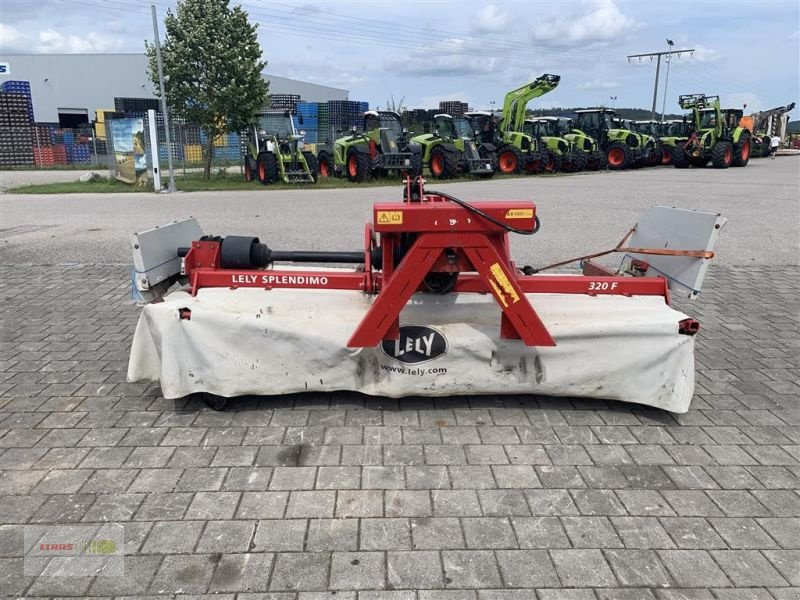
(556, 117, 607, 170)
(522, 117, 587, 173)
(572, 108, 654, 170)
(656, 119, 691, 165)
(630, 120, 664, 166)
(465, 74, 561, 175)
(244, 110, 318, 184)
(411, 113, 494, 179)
(671, 94, 751, 169)
(316, 110, 421, 182)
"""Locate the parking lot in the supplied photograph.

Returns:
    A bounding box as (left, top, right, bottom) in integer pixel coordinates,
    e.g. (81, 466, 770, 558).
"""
(1, 159, 798, 599)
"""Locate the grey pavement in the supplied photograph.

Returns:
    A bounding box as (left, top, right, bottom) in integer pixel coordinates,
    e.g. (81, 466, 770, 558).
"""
(1, 156, 799, 267)
(0, 159, 798, 598)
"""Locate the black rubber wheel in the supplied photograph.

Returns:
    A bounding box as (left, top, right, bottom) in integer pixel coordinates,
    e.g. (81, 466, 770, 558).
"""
(302, 151, 319, 182)
(257, 152, 279, 184)
(429, 146, 459, 179)
(496, 145, 523, 174)
(605, 142, 631, 170)
(199, 393, 228, 411)
(541, 150, 561, 174)
(732, 132, 751, 167)
(345, 149, 370, 182)
(671, 144, 690, 168)
(243, 156, 256, 181)
(586, 150, 606, 170)
(317, 150, 335, 177)
(711, 141, 733, 169)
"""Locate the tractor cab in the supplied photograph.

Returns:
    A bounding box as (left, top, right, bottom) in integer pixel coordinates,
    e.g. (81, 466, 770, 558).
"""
(432, 114, 476, 141)
(253, 110, 303, 152)
(464, 111, 499, 145)
(363, 110, 412, 157)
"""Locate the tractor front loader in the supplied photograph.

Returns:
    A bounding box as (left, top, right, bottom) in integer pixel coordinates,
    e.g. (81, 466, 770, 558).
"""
(572, 108, 652, 170)
(244, 110, 318, 184)
(671, 94, 751, 169)
(412, 114, 494, 179)
(484, 74, 562, 175)
(523, 117, 587, 173)
(317, 111, 421, 182)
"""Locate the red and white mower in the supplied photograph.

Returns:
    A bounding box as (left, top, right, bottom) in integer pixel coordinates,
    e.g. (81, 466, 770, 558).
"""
(128, 178, 725, 412)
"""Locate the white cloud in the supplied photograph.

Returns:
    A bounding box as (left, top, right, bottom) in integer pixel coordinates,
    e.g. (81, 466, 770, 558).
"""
(690, 44, 721, 63)
(531, 0, 643, 46)
(0, 22, 24, 50)
(577, 78, 620, 90)
(471, 5, 509, 33)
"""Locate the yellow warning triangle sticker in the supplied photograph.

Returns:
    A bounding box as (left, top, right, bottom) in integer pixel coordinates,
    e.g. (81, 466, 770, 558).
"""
(378, 213, 390, 223)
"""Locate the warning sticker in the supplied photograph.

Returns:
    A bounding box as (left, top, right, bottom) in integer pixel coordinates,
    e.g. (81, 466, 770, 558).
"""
(505, 208, 533, 219)
(489, 262, 520, 306)
(377, 211, 403, 225)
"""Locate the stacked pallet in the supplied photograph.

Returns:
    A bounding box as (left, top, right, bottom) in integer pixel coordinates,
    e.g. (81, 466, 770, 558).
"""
(0, 88, 35, 166)
(318, 102, 330, 144)
(1, 80, 34, 122)
(115, 97, 161, 113)
(268, 94, 301, 111)
(327, 100, 369, 136)
(438, 101, 469, 116)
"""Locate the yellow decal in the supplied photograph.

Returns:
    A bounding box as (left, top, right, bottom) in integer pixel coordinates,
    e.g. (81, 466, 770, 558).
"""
(489, 262, 520, 305)
(377, 210, 403, 225)
(488, 279, 508, 307)
(505, 208, 533, 219)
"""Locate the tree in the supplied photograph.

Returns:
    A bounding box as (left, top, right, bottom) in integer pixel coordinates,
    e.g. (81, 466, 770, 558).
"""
(146, 0, 268, 179)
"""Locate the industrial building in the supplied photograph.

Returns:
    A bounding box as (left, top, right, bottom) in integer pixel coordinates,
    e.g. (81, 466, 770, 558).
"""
(0, 53, 349, 126)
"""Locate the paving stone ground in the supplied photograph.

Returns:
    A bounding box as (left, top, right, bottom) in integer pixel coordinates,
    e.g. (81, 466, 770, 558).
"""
(0, 262, 797, 599)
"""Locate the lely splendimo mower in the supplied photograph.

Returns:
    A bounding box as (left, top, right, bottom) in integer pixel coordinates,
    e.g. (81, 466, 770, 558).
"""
(128, 179, 725, 413)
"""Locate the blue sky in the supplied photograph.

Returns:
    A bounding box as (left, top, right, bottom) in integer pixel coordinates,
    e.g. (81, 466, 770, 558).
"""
(1, 0, 798, 114)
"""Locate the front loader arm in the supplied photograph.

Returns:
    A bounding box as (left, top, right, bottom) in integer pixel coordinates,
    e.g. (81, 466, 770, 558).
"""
(499, 74, 561, 134)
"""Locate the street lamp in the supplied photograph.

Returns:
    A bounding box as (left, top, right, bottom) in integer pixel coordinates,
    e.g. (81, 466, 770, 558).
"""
(609, 96, 617, 108)
(660, 38, 675, 122)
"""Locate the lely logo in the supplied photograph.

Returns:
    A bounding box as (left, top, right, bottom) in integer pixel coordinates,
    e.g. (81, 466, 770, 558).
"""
(381, 325, 448, 364)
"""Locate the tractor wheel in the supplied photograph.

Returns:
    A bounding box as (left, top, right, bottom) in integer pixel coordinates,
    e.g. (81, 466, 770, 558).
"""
(541, 150, 561, 174)
(671, 144, 690, 168)
(346, 150, 370, 182)
(711, 141, 733, 169)
(761, 137, 772, 157)
(587, 150, 606, 170)
(647, 148, 660, 167)
(257, 152, 279, 184)
(497, 146, 523, 174)
(317, 150, 334, 178)
(574, 150, 587, 172)
(605, 143, 631, 170)
(661, 147, 672, 165)
(429, 147, 459, 179)
(561, 150, 585, 173)
(732, 132, 751, 167)
(243, 155, 256, 181)
(302, 151, 319, 182)
(401, 152, 423, 179)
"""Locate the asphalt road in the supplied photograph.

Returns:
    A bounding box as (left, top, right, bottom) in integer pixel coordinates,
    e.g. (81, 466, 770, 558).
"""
(1, 156, 798, 267)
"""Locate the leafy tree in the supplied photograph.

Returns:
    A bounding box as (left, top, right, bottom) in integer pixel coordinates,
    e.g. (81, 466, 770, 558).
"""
(146, 0, 268, 179)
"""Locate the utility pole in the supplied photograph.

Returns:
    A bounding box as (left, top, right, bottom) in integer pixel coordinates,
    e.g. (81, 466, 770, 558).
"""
(151, 4, 176, 193)
(660, 39, 675, 121)
(627, 46, 694, 122)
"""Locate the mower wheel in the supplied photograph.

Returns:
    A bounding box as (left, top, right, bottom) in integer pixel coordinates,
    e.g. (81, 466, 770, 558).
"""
(303, 151, 320, 182)
(199, 393, 228, 411)
(429, 147, 459, 179)
(670, 144, 690, 168)
(732, 132, 751, 167)
(244, 156, 256, 181)
(317, 151, 334, 177)
(346, 149, 370, 182)
(497, 146, 523, 174)
(257, 152, 279, 184)
(711, 141, 733, 169)
(605, 142, 631, 170)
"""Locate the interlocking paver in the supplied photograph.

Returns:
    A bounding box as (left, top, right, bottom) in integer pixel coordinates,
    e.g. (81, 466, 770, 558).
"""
(0, 263, 797, 598)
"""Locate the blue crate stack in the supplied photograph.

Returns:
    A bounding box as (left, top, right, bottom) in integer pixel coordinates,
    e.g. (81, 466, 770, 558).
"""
(1, 80, 34, 123)
(295, 102, 319, 143)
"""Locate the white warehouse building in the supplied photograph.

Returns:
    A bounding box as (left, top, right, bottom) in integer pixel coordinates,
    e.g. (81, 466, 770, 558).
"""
(0, 53, 349, 126)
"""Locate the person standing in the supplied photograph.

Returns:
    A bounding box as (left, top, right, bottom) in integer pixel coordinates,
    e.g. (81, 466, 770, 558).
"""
(770, 135, 781, 159)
